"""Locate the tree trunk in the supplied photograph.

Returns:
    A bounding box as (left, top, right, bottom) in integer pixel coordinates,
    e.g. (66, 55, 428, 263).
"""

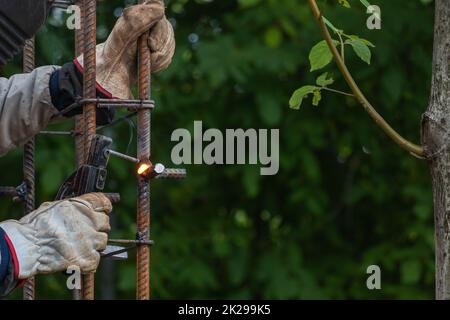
(421, 0, 450, 300)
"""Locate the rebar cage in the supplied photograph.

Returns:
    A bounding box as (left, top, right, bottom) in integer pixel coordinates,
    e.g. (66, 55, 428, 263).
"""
(0, 0, 185, 300)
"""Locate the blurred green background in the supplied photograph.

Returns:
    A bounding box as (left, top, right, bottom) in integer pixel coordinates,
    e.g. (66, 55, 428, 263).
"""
(0, 0, 436, 299)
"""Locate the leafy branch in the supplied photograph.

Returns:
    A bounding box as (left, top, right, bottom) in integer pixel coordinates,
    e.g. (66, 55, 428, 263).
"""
(290, 0, 424, 158)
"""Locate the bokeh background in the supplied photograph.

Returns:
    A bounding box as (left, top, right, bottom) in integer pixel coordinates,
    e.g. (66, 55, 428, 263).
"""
(0, 0, 436, 299)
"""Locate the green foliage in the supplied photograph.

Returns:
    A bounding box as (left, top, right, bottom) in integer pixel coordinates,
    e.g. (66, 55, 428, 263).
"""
(0, 0, 436, 300)
(338, 0, 351, 9)
(346, 38, 372, 64)
(309, 40, 339, 72)
(289, 85, 317, 109)
(316, 72, 335, 87)
(293, 1, 376, 108)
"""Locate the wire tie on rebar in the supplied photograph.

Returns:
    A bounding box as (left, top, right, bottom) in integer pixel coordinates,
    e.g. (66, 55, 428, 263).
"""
(136, 232, 150, 244)
(16, 182, 28, 199)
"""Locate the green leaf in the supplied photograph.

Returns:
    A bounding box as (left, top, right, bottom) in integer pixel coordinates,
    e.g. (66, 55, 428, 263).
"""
(316, 72, 334, 87)
(360, 0, 371, 8)
(289, 85, 317, 109)
(338, 0, 351, 8)
(346, 39, 371, 65)
(347, 35, 375, 47)
(309, 40, 339, 72)
(312, 90, 322, 106)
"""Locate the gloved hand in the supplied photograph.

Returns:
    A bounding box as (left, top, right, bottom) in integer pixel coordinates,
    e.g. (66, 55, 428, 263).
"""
(49, 62, 115, 125)
(0, 193, 112, 279)
(75, 0, 176, 99)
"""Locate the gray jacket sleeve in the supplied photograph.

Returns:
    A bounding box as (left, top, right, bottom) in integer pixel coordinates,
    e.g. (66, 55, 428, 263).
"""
(0, 66, 60, 157)
(0, 66, 65, 297)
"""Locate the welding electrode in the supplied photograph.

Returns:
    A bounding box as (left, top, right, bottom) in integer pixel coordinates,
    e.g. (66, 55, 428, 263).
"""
(105, 149, 165, 179)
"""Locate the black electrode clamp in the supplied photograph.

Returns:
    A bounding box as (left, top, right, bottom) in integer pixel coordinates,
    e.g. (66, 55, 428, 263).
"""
(55, 134, 119, 203)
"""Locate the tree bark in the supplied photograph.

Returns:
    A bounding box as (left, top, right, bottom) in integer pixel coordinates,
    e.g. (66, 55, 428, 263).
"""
(421, 0, 450, 300)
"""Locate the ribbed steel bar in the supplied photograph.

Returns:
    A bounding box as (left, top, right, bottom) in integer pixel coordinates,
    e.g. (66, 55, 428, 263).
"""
(40, 130, 79, 136)
(109, 239, 154, 246)
(0, 187, 17, 197)
(136, 1, 151, 298)
(74, 0, 85, 169)
(82, 98, 154, 109)
(72, 2, 84, 300)
(22, 37, 36, 301)
(156, 169, 187, 180)
(81, 0, 97, 300)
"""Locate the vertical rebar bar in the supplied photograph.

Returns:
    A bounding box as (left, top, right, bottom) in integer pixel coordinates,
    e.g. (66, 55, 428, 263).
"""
(136, 0, 151, 299)
(81, 0, 97, 300)
(75, 0, 85, 169)
(22, 37, 36, 301)
(73, 0, 85, 300)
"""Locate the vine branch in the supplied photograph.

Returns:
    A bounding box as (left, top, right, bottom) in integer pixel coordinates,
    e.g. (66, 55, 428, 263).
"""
(308, 0, 424, 158)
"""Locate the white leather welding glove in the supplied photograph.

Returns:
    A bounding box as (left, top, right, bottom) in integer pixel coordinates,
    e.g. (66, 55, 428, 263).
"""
(0, 193, 111, 279)
(75, 0, 176, 99)
(148, 16, 176, 73)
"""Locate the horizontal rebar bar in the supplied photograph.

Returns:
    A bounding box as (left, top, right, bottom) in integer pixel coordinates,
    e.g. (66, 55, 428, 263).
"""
(0, 186, 18, 197)
(40, 130, 80, 136)
(109, 239, 155, 246)
(81, 98, 154, 110)
(156, 169, 187, 180)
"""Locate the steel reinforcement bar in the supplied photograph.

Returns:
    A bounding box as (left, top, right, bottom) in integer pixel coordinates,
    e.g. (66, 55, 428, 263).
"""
(80, 0, 97, 300)
(0, 0, 186, 300)
(22, 37, 36, 301)
(73, 0, 85, 300)
(136, 0, 152, 300)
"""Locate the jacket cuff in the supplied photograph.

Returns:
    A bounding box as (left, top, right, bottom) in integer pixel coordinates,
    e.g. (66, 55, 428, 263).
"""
(0, 227, 11, 281)
(0, 226, 20, 297)
(2, 227, 20, 279)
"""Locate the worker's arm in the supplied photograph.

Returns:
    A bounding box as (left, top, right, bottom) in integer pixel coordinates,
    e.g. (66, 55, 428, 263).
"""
(0, 62, 117, 158)
(0, 66, 59, 157)
(0, 193, 112, 298)
(0, 0, 175, 297)
(0, 1, 173, 158)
